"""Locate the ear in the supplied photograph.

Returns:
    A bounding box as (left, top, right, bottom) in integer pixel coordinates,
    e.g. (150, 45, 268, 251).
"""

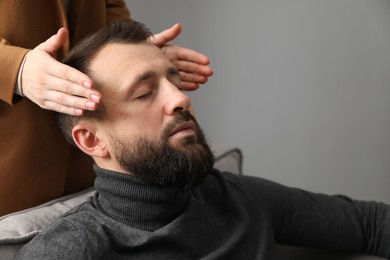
(72, 123, 109, 159)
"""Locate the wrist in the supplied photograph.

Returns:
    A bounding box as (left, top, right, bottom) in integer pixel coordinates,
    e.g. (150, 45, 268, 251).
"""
(14, 51, 30, 97)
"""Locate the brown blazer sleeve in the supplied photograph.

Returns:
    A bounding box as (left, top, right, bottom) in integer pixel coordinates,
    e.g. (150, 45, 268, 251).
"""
(0, 1, 66, 106)
(0, 38, 29, 105)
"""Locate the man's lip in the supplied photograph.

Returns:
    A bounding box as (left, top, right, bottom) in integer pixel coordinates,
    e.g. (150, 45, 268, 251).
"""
(169, 121, 196, 136)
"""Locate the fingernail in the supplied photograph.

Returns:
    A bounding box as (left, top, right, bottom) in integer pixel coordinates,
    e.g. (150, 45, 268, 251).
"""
(85, 101, 96, 109)
(75, 109, 83, 115)
(83, 81, 92, 88)
(91, 94, 100, 103)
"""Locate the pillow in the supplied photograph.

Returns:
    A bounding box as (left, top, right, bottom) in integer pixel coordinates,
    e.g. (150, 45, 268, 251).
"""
(0, 188, 95, 243)
(213, 145, 242, 175)
(0, 146, 243, 259)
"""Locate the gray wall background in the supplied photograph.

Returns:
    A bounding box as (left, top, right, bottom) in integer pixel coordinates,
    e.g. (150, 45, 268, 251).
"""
(126, 0, 390, 203)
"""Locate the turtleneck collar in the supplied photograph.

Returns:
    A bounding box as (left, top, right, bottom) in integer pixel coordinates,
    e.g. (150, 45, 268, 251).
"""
(92, 165, 190, 231)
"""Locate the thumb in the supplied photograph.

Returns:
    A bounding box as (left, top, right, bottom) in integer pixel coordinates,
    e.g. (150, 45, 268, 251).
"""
(37, 27, 68, 56)
(150, 23, 182, 48)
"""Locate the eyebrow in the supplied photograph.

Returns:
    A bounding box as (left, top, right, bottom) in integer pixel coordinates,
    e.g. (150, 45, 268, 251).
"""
(134, 70, 155, 83)
(133, 67, 180, 85)
(125, 67, 181, 98)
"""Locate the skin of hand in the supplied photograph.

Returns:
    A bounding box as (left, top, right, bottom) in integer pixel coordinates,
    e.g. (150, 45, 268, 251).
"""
(149, 23, 213, 90)
(21, 28, 101, 116)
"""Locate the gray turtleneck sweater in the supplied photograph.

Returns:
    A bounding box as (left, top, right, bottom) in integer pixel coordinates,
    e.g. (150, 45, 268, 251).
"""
(17, 166, 390, 259)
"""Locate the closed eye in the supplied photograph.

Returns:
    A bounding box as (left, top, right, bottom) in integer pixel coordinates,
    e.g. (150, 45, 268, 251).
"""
(135, 90, 154, 100)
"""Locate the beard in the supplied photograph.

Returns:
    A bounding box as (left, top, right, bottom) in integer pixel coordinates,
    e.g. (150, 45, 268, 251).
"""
(111, 111, 214, 193)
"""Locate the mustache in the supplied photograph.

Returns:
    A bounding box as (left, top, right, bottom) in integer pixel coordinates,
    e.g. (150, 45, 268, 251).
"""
(162, 111, 197, 141)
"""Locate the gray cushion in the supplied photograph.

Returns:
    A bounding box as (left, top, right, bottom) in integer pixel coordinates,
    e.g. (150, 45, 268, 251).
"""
(0, 187, 95, 245)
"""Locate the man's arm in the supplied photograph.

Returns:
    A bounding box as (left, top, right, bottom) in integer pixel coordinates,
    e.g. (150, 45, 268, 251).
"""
(238, 175, 390, 257)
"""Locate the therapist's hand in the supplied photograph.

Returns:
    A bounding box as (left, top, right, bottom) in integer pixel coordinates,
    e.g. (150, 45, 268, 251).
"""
(21, 28, 101, 116)
(150, 23, 213, 90)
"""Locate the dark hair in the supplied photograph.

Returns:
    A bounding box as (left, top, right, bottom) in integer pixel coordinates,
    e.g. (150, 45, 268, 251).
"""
(57, 20, 153, 146)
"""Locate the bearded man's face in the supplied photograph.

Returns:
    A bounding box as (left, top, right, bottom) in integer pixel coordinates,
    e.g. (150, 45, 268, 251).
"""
(111, 111, 214, 192)
(87, 42, 214, 191)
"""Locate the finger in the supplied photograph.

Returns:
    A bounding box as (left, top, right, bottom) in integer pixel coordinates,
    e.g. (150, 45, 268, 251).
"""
(40, 99, 86, 116)
(150, 23, 182, 48)
(45, 89, 98, 112)
(37, 28, 68, 56)
(179, 71, 208, 85)
(173, 60, 213, 77)
(163, 45, 210, 65)
(47, 76, 101, 104)
(47, 61, 94, 91)
(180, 82, 200, 91)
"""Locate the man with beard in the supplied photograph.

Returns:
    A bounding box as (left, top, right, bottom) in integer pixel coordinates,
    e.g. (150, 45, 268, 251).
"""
(17, 20, 390, 259)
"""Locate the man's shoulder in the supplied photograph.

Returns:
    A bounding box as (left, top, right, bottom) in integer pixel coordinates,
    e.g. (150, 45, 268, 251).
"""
(206, 168, 273, 190)
(33, 200, 100, 240)
(197, 169, 253, 200)
(16, 200, 103, 259)
(204, 168, 291, 204)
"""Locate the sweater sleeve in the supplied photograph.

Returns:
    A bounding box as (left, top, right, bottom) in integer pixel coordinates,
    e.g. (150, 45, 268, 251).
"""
(15, 219, 91, 260)
(236, 174, 390, 258)
(0, 38, 29, 105)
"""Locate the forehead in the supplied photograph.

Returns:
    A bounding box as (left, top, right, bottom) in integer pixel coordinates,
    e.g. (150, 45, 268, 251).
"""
(89, 42, 170, 91)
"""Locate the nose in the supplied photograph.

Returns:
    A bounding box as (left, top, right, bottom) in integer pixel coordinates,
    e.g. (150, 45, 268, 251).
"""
(163, 81, 191, 115)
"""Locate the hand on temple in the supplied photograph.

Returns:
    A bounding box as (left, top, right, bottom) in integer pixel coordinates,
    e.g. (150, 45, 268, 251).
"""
(21, 28, 101, 116)
(150, 23, 213, 90)
(20, 24, 211, 116)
